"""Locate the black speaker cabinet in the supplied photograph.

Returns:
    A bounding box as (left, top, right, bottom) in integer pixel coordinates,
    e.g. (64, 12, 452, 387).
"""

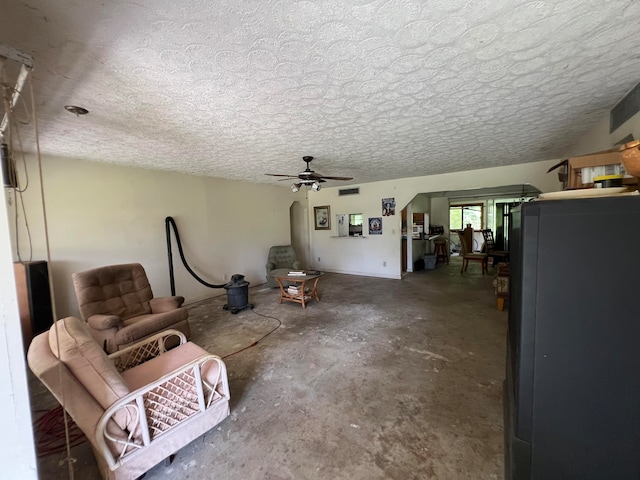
(14, 261, 53, 349)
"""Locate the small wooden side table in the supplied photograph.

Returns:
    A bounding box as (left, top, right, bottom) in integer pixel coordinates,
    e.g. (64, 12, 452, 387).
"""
(275, 272, 322, 308)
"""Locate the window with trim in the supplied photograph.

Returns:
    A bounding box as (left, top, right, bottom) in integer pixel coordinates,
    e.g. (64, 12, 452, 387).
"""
(449, 204, 483, 231)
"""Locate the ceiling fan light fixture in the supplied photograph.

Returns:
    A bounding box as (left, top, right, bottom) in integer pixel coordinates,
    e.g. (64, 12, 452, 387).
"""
(265, 156, 353, 186)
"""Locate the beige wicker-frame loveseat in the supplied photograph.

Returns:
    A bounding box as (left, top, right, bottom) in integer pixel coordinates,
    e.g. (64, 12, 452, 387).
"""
(28, 316, 230, 480)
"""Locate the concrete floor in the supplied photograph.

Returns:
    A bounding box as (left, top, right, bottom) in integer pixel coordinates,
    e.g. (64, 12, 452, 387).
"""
(30, 258, 507, 480)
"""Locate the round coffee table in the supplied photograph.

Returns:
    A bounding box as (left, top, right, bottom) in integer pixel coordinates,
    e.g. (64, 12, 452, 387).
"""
(274, 272, 322, 308)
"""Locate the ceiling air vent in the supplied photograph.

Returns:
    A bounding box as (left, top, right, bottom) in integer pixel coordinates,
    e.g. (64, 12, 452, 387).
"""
(611, 81, 640, 133)
(614, 133, 635, 146)
(338, 187, 359, 196)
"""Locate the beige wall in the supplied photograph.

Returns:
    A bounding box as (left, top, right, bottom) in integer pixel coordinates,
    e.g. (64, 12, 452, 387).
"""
(9, 155, 299, 318)
(562, 110, 640, 157)
(309, 159, 561, 279)
(429, 197, 450, 237)
(0, 172, 38, 479)
(290, 201, 310, 269)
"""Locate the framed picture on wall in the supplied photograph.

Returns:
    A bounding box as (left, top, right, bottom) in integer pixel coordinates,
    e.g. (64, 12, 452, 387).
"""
(314, 206, 331, 230)
(382, 198, 395, 216)
(369, 217, 382, 235)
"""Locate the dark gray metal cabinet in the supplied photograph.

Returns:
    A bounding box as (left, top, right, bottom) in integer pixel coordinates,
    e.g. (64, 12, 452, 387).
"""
(504, 196, 640, 479)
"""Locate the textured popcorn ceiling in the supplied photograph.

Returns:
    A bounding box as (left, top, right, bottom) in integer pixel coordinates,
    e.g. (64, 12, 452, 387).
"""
(1, 0, 640, 186)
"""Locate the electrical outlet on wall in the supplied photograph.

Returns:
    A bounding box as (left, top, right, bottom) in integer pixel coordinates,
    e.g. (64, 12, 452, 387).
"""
(318, 257, 321, 262)
(222, 273, 227, 281)
(383, 261, 387, 267)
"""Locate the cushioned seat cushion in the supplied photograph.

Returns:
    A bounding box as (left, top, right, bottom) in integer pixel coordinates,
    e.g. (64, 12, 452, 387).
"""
(48, 317, 135, 431)
(73, 263, 154, 321)
(121, 342, 221, 391)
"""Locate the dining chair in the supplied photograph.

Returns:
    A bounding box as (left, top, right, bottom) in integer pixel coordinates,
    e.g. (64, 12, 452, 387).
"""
(458, 230, 487, 274)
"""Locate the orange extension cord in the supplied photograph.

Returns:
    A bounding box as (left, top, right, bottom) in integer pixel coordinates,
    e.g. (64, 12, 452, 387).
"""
(222, 309, 281, 359)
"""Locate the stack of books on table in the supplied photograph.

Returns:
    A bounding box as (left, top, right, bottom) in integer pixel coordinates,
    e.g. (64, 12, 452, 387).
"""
(287, 285, 302, 296)
(287, 285, 309, 298)
(288, 271, 306, 276)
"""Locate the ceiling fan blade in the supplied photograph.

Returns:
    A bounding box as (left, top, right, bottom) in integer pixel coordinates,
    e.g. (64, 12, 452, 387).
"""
(266, 157, 354, 183)
(318, 175, 354, 181)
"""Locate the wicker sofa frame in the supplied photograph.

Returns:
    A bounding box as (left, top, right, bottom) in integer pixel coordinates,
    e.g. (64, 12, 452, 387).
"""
(28, 317, 230, 480)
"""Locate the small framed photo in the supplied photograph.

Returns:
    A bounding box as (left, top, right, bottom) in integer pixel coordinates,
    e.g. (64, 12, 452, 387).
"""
(382, 198, 395, 216)
(314, 206, 331, 230)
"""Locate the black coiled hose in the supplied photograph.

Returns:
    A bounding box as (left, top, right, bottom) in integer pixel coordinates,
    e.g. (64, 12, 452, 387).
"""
(165, 216, 226, 295)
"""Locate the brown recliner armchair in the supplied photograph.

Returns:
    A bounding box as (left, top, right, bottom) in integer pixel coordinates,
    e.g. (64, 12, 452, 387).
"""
(72, 263, 190, 353)
(28, 316, 230, 480)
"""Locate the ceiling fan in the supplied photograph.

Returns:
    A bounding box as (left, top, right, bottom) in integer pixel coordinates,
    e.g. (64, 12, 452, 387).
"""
(266, 156, 353, 192)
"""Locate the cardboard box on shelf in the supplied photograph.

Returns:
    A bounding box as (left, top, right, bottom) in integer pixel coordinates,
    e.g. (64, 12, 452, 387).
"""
(547, 148, 638, 190)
